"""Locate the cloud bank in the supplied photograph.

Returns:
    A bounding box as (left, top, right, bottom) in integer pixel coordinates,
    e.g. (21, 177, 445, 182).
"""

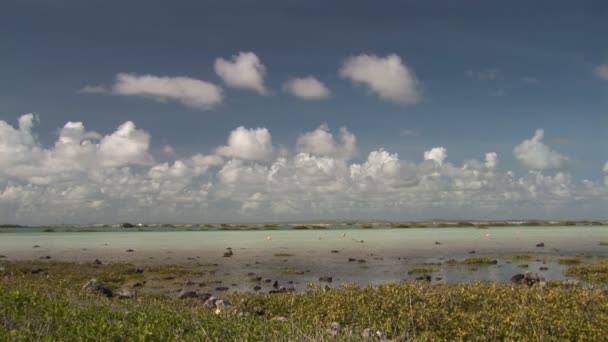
(1, 115, 606, 224)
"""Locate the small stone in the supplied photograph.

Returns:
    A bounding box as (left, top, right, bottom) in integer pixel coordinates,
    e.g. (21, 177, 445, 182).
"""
(215, 299, 232, 311)
(223, 250, 233, 257)
(39, 255, 51, 260)
(348, 258, 357, 262)
(469, 250, 476, 254)
(253, 285, 261, 291)
(215, 286, 229, 292)
(82, 279, 113, 298)
(114, 290, 135, 299)
(33, 245, 40, 248)
(435, 241, 441, 245)
(203, 296, 217, 307)
(319, 276, 333, 283)
(415, 275, 432, 282)
(539, 266, 549, 271)
(93, 259, 102, 265)
(272, 280, 279, 288)
(536, 242, 545, 248)
(330, 250, 340, 253)
(126, 249, 135, 253)
(362, 328, 375, 339)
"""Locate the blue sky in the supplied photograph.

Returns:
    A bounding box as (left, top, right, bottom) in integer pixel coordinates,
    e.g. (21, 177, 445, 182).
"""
(0, 1, 607, 223)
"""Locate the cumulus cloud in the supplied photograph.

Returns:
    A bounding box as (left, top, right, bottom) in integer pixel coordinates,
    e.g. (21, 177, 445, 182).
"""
(296, 124, 356, 160)
(283, 76, 330, 99)
(424, 147, 447, 165)
(214, 52, 269, 95)
(216, 126, 274, 161)
(594, 64, 608, 80)
(110, 73, 223, 110)
(514, 129, 568, 170)
(97, 121, 154, 168)
(340, 53, 421, 104)
(485, 152, 498, 170)
(1, 115, 606, 224)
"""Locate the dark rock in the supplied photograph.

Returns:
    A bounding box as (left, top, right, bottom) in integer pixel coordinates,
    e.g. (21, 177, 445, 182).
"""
(33, 245, 40, 248)
(357, 259, 366, 263)
(539, 266, 549, 271)
(415, 275, 432, 282)
(435, 277, 443, 281)
(263, 278, 272, 283)
(348, 258, 357, 262)
(330, 250, 340, 253)
(223, 250, 233, 257)
(435, 241, 441, 245)
(125, 249, 135, 253)
(511, 272, 544, 286)
(272, 280, 279, 288)
(319, 276, 333, 283)
(469, 250, 476, 254)
(269, 286, 291, 294)
(253, 285, 261, 291)
(536, 242, 545, 248)
(247, 272, 256, 276)
(39, 256, 51, 260)
(215, 286, 229, 291)
(93, 259, 102, 265)
(82, 279, 113, 298)
(203, 296, 217, 308)
(30, 268, 44, 274)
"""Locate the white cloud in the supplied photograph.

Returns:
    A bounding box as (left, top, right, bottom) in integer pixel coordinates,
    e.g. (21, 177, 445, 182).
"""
(111, 73, 223, 110)
(283, 76, 330, 99)
(340, 53, 421, 104)
(424, 147, 447, 165)
(513, 129, 568, 170)
(97, 121, 154, 168)
(296, 124, 356, 160)
(214, 52, 269, 95)
(594, 64, 608, 80)
(485, 152, 498, 170)
(216, 126, 274, 161)
(1, 115, 606, 224)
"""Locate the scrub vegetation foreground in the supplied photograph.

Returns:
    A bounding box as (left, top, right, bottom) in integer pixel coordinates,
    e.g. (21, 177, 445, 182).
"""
(1, 261, 608, 341)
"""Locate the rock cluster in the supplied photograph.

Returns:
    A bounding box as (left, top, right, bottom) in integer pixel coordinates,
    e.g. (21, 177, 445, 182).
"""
(510, 272, 545, 286)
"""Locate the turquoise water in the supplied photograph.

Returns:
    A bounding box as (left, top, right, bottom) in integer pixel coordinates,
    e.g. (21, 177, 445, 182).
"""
(1, 226, 606, 290)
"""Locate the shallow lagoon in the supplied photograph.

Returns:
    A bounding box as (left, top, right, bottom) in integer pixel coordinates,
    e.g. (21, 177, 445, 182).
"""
(1, 226, 606, 293)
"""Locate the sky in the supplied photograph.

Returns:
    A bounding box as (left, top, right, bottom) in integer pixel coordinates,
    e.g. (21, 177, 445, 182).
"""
(0, 0, 607, 224)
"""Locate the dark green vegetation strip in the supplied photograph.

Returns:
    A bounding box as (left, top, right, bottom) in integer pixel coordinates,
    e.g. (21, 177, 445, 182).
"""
(1, 261, 608, 340)
(565, 262, 608, 284)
